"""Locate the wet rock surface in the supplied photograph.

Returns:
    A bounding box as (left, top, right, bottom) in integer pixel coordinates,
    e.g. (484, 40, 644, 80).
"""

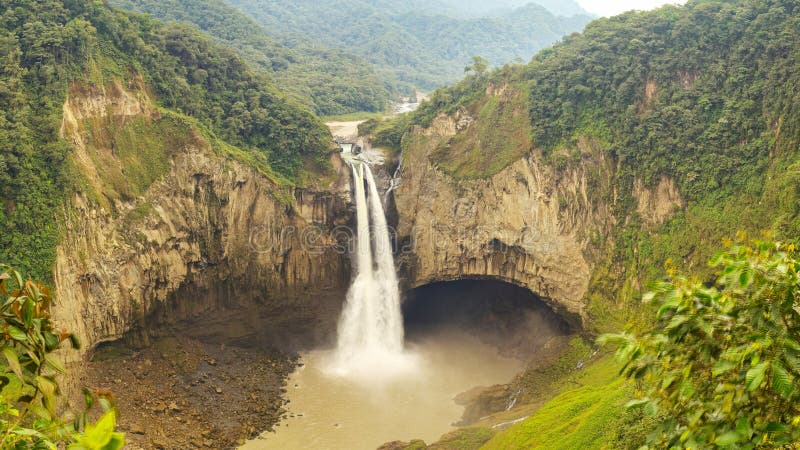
(78, 336, 295, 449)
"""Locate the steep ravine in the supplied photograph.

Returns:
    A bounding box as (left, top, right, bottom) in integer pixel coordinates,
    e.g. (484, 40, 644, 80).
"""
(53, 80, 354, 385)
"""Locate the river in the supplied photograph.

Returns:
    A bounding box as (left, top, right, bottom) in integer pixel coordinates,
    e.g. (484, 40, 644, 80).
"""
(241, 329, 523, 449)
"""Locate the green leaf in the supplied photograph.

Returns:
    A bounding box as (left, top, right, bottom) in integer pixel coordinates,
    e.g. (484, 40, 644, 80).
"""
(625, 398, 650, 409)
(739, 265, 752, 287)
(35, 375, 56, 398)
(666, 315, 688, 330)
(735, 417, 752, 440)
(712, 360, 736, 376)
(22, 297, 34, 327)
(2, 347, 23, 379)
(44, 353, 65, 374)
(714, 431, 741, 445)
(7, 325, 27, 341)
(765, 422, 789, 433)
(69, 411, 125, 450)
(746, 361, 768, 391)
(771, 360, 794, 398)
(68, 333, 81, 350)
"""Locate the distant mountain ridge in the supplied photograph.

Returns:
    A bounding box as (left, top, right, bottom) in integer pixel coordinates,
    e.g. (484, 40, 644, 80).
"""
(431, 0, 590, 17)
(112, 0, 395, 115)
(228, 0, 593, 90)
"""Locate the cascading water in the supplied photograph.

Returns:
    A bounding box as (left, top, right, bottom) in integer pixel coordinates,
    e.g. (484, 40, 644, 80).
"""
(331, 162, 408, 377)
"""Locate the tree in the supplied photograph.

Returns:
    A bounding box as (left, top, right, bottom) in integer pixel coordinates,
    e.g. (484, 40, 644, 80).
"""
(0, 264, 125, 449)
(464, 55, 489, 78)
(601, 241, 800, 448)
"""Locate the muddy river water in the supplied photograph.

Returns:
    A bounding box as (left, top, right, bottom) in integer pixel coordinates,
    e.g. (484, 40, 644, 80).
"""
(241, 330, 523, 450)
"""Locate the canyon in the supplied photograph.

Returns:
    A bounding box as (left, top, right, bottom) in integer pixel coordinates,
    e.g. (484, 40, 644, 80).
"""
(48, 74, 683, 449)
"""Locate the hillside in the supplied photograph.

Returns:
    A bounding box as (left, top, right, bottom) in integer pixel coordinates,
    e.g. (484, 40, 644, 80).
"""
(111, 0, 395, 115)
(382, 0, 800, 281)
(227, 0, 593, 90)
(432, 0, 589, 18)
(0, 0, 332, 281)
(370, 0, 800, 446)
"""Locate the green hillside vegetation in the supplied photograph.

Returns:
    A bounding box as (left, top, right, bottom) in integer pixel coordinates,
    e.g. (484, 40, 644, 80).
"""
(111, 0, 394, 115)
(0, 0, 331, 281)
(430, 0, 588, 18)
(380, 0, 800, 291)
(430, 81, 532, 179)
(371, 1, 800, 447)
(227, 0, 592, 90)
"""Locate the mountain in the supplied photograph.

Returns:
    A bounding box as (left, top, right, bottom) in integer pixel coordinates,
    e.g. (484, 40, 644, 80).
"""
(432, 0, 590, 18)
(370, 0, 800, 443)
(227, 0, 593, 90)
(0, 0, 332, 280)
(111, 0, 394, 115)
(378, 0, 800, 283)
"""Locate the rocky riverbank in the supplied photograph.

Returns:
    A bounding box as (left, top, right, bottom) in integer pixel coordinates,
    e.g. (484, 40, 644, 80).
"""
(76, 335, 296, 449)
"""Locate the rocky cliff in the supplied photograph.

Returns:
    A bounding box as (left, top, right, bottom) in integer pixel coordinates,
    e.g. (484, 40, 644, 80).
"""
(53, 79, 353, 372)
(393, 98, 682, 322)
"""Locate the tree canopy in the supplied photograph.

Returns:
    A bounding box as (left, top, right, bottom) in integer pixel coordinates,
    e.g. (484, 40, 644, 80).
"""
(0, 0, 332, 281)
(111, 0, 394, 116)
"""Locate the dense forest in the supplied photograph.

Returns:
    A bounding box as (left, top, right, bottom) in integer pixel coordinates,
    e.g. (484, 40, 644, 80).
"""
(111, 0, 395, 116)
(430, 0, 588, 18)
(362, 0, 800, 446)
(227, 0, 592, 90)
(377, 0, 800, 275)
(0, 0, 331, 281)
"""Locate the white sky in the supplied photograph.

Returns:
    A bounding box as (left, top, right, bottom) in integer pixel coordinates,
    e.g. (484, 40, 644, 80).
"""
(577, 0, 687, 17)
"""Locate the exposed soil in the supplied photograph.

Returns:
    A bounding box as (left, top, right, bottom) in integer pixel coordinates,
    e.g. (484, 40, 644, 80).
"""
(76, 336, 296, 449)
(326, 120, 365, 139)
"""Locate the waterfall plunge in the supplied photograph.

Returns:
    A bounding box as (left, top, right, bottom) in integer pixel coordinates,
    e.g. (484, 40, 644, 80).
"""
(331, 162, 411, 378)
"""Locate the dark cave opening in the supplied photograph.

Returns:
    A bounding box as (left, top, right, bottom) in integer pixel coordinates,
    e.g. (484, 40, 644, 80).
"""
(402, 279, 573, 359)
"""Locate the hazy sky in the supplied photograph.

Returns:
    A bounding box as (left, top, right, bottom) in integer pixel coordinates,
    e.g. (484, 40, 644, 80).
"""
(577, 0, 687, 17)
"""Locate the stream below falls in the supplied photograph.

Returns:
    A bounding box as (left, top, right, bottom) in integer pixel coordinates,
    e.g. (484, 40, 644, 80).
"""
(241, 329, 524, 449)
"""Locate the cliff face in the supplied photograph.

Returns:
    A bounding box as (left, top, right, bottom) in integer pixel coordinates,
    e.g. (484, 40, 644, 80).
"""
(394, 108, 682, 322)
(53, 79, 353, 368)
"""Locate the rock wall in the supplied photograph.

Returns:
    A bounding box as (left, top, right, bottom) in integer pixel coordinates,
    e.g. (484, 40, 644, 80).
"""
(393, 113, 681, 322)
(53, 80, 353, 370)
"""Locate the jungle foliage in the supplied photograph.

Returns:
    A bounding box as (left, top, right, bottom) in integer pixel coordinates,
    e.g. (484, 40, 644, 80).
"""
(110, 0, 394, 116)
(602, 241, 800, 448)
(226, 0, 592, 91)
(0, 265, 124, 449)
(0, 0, 331, 281)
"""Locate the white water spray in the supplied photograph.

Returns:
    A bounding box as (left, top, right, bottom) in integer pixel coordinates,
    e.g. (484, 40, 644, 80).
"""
(331, 162, 409, 377)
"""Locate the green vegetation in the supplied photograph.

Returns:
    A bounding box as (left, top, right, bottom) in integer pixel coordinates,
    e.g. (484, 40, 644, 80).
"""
(227, 0, 591, 91)
(373, 1, 800, 448)
(603, 241, 800, 448)
(483, 356, 628, 450)
(381, 0, 800, 291)
(0, 0, 331, 281)
(431, 83, 532, 179)
(0, 264, 124, 449)
(110, 0, 394, 116)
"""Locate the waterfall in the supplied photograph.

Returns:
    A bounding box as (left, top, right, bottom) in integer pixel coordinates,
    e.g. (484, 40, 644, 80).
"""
(332, 162, 407, 376)
(364, 165, 404, 352)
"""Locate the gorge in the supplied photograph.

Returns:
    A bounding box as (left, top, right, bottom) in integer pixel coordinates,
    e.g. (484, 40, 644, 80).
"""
(2, 0, 800, 449)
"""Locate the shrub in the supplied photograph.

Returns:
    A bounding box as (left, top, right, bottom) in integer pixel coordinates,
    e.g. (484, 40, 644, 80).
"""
(601, 241, 800, 448)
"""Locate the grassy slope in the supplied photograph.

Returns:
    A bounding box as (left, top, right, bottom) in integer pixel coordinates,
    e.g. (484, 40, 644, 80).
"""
(482, 356, 629, 449)
(430, 83, 532, 179)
